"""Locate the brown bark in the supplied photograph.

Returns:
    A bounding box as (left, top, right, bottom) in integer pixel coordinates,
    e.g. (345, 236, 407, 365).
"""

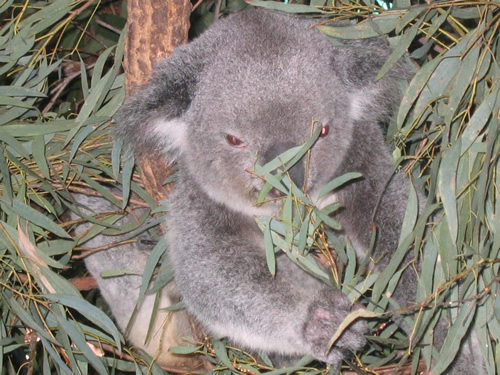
(124, 0, 191, 204)
(123, 0, 208, 372)
(125, 0, 191, 95)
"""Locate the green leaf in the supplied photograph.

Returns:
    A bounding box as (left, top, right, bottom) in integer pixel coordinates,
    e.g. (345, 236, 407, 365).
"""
(0, 120, 78, 137)
(0, 86, 46, 97)
(398, 180, 419, 246)
(342, 240, 358, 294)
(38, 240, 75, 257)
(90, 46, 115, 90)
(318, 172, 362, 198)
(137, 236, 167, 304)
(44, 294, 123, 351)
(39, 336, 74, 375)
(2, 295, 58, 345)
(0, 199, 71, 239)
(283, 191, 293, 250)
(37, 262, 82, 296)
(0, 96, 34, 108)
(120, 152, 134, 209)
(444, 45, 480, 126)
(438, 140, 461, 245)
(17, 0, 74, 29)
(0, 35, 35, 76)
(319, 15, 400, 39)
(460, 86, 498, 155)
(65, 71, 113, 147)
(297, 211, 311, 255)
(396, 5, 426, 33)
(425, 7, 451, 40)
(33, 135, 50, 179)
(257, 125, 321, 175)
(432, 285, 477, 373)
(55, 316, 108, 375)
(327, 308, 382, 349)
(250, 0, 324, 13)
(169, 345, 202, 354)
(376, 18, 421, 81)
(317, 203, 342, 230)
(0, 130, 31, 159)
(0, 146, 13, 203)
(0, 0, 14, 14)
(262, 216, 277, 276)
(398, 56, 443, 128)
(401, 23, 486, 129)
(69, 124, 97, 161)
(111, 138, 123, 179)
(213, 339, 237, 371)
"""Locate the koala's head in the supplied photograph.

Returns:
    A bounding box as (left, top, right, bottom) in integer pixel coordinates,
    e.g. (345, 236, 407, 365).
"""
(115, 9, 408, 217)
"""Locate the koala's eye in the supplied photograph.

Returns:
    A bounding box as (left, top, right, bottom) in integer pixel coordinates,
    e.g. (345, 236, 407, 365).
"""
(226, 134, 244, 147)
(320, 125, 330, 137)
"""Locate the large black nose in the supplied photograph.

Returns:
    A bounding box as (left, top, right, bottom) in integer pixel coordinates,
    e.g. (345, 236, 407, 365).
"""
(262, 142, 305, 189)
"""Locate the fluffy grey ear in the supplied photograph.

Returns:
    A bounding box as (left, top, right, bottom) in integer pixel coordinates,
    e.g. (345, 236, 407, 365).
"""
(330, 38, 411, 122)
(114, 40, 209, 160)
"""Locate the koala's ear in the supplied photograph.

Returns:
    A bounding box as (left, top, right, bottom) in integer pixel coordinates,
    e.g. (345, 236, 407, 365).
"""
(114, 40, 210, 160)
(330, 38, 412, 122)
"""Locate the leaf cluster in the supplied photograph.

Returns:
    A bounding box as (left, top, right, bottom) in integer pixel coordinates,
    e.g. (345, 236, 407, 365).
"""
(0, 0, 498, 374)
(0, 1, 164, 374)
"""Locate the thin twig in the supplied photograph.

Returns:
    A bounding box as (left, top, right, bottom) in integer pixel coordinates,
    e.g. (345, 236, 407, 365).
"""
(96, 18, 123, 35)
(69, 0, 96, 17)
(214, 0, 223, 21)
(72, 239, 139, 260)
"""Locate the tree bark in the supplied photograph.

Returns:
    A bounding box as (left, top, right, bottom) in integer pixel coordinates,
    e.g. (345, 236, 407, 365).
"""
(125, 0, 191, 95)
(124, 0, 207, 372)
(125, 0, 190, 203)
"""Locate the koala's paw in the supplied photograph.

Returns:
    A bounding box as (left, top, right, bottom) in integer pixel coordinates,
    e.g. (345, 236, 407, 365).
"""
(303, 291, 369, 365)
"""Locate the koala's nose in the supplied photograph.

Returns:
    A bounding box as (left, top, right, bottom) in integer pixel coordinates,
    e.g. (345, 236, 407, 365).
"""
(262, 142, 305, 189)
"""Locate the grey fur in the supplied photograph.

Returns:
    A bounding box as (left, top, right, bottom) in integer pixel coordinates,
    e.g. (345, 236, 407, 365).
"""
(93, 7, 483, 373)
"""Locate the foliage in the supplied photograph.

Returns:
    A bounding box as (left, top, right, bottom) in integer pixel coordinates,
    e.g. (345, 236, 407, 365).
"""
(0, 0, 498, 374)
(0, 1, 156, 374)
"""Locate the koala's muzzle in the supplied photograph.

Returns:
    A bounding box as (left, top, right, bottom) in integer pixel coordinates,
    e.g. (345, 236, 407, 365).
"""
(262, 142, 305, 194)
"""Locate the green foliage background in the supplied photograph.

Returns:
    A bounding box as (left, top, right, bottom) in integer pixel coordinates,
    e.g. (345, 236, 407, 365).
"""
(0, 0, 498, 374)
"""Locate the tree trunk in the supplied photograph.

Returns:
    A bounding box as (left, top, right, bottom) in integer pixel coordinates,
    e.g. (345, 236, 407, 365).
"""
(125, 0, 191, 95)
(124, 1, 207, 372)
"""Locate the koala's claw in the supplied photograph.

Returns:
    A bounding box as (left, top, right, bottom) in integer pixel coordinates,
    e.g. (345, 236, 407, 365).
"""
(303, 295, 369, 364)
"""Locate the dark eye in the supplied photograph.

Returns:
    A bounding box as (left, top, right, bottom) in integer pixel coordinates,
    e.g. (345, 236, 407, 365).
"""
(226, 134, 244, 147)
(320, 125, 330, 137)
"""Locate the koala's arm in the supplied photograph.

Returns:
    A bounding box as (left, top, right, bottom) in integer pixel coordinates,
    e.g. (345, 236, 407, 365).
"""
(166, 175, 368, 364)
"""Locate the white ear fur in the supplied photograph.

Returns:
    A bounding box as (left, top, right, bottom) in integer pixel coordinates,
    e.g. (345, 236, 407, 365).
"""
(349, 89, 379, 121)
(152, 118, 188, 160)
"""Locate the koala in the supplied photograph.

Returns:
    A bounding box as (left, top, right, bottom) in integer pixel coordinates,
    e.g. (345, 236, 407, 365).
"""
(90, 7, 483, 373)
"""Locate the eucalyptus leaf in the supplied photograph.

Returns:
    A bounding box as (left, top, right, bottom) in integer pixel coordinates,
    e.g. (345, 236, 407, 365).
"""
(169, 345, 202, 354)
(44, 294, 123, 351)
(376, 18, 421, 81)
(319, 15, 400, 39)
(213, 339, 237, 371)
(437, 140, 461, 245)
(0, 199, 71, 239)
(250, 0, 324, 13)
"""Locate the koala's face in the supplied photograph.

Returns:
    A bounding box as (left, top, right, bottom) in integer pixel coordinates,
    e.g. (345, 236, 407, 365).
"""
(179, 58, 355, 217)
